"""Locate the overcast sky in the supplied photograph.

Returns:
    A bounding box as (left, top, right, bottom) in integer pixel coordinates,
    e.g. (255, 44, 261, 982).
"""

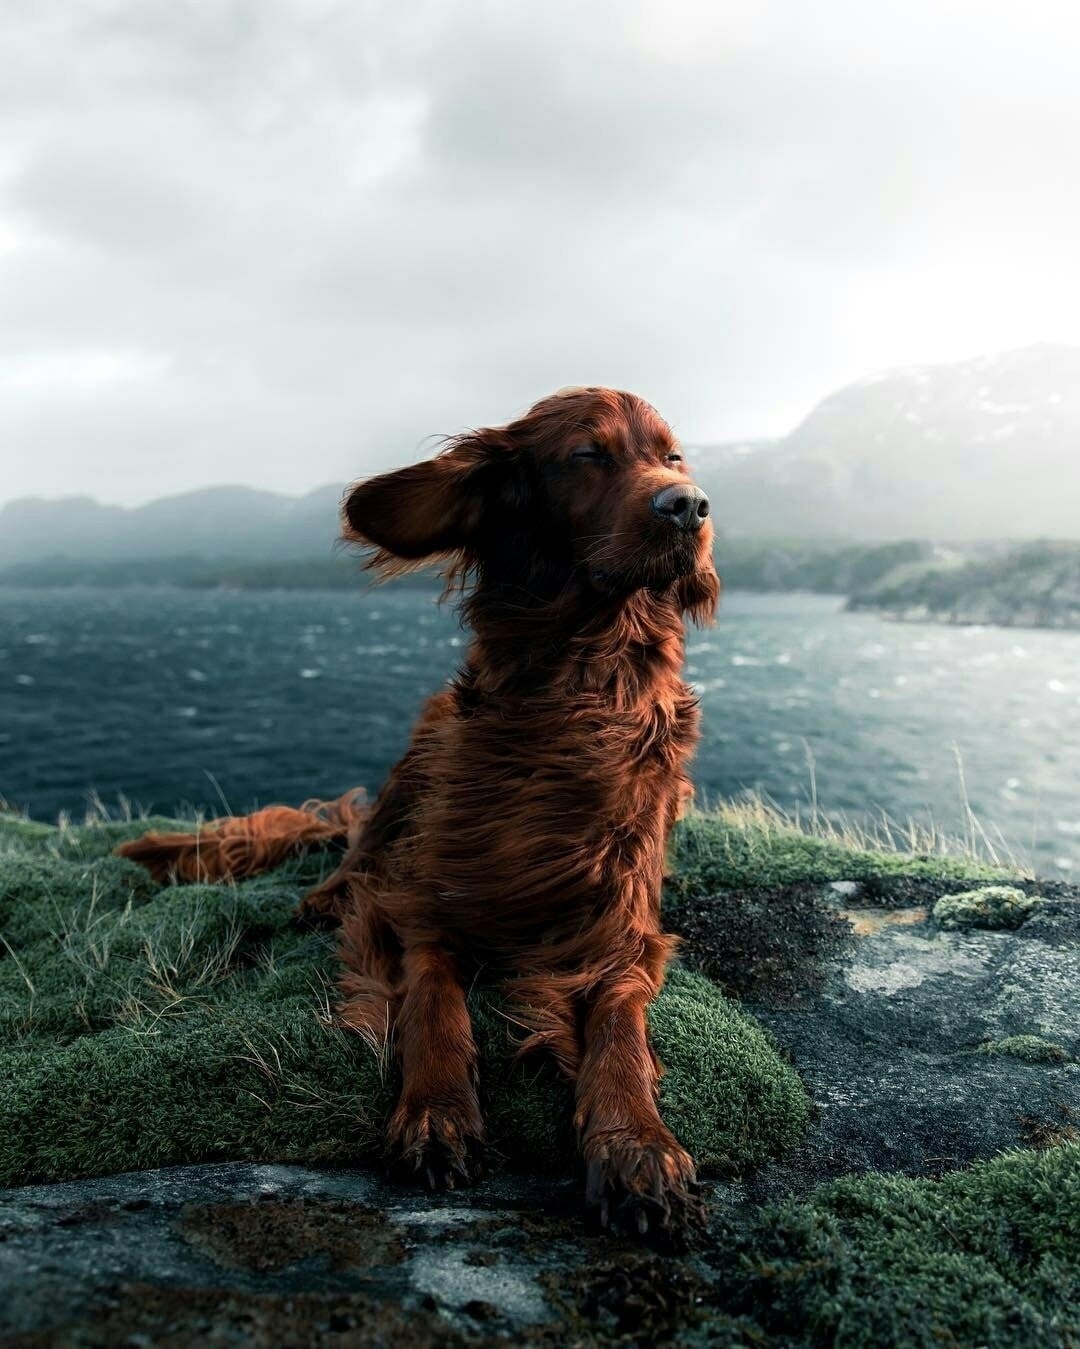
(2, 0, 1080, 507)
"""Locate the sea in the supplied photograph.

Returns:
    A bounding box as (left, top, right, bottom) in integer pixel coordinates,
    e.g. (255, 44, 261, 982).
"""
(2, 587, 1079, 877)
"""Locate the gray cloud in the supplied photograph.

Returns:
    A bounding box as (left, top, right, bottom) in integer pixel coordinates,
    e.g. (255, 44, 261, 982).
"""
(2, 0, 1079, 505)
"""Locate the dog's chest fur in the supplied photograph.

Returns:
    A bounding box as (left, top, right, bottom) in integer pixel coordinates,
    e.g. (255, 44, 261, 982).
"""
(391, 620, 700, 960)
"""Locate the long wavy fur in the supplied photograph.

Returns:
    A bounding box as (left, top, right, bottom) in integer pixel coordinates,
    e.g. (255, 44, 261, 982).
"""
(117, 387, 719, 1229)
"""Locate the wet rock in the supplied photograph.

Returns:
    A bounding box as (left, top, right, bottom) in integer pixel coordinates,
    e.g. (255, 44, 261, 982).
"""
(0, 1163, 746, 1344)
(179, 1194, 408, 1272)
(0, 1164, 571, 1344)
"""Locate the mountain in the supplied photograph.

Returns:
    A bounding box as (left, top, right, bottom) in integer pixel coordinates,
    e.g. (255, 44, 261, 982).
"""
(0, 484, 344, 567)
(690, 344, 1080, 540)
(3, 344, 1080, 562)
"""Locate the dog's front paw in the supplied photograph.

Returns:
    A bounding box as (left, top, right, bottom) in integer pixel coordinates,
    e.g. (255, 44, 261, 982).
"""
(583, 1127, 704, 1242)
(386, 1100, 487, 1191)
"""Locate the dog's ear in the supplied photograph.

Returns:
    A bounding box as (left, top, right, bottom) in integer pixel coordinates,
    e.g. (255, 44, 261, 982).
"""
(344, 456, 481, 560)
(342, 434, 514, 576)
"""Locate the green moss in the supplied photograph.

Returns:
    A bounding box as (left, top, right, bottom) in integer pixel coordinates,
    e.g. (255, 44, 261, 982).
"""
(0, 813, 197, 862)
(977, 1035, 1071, 1064)
(0, 814, 58, 849)
(706, 1145, 1080, 1346)
(933, 885, 1042, 931)
(668, 810, 1009, 904)
(0, 819, 808, 1186)
(649, 968, 809, 1166)
(0, 851, 158, 950)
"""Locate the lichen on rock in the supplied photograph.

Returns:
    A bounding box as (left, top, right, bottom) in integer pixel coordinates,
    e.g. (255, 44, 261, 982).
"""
(976, 1035, 1071, 1064)
(932, 884, 1042, 931)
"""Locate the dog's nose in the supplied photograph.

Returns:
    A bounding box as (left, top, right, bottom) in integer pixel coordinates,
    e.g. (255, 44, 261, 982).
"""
(650, 484, 710, 532)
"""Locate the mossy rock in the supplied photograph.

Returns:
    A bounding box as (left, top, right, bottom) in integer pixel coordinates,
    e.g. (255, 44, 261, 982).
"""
(0, 817, 808, 1186)
(933, 885, 1042, 931)
(976, 1035, 1071, 1064)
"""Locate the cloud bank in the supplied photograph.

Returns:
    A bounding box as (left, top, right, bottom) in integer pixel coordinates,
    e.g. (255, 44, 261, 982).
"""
(2, 0, 1079, 504)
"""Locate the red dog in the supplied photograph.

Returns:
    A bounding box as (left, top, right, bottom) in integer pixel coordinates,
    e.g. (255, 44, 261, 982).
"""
(119, 387, 719, 1234)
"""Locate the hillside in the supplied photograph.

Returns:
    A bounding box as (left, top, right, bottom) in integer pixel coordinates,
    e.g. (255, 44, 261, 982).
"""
(0, 484, 343, 567)
(849, 541, 1080, 629)
(2, 803, 1078, 1344)
(715, 538, 932, 593)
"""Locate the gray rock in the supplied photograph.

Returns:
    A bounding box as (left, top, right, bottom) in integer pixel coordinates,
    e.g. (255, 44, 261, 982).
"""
(0, 1163, 588, 1342)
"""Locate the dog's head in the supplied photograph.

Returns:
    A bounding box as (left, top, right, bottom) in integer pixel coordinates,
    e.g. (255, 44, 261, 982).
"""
(343, 387, 719, 624)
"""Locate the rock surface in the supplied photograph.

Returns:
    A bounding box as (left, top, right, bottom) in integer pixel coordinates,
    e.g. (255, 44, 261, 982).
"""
(0, 1163, 590, 1345)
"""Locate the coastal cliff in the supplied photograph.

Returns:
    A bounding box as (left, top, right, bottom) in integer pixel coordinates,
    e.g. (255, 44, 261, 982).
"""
(849, 541, 1080, 630)
(2, 801, 1078, 1343)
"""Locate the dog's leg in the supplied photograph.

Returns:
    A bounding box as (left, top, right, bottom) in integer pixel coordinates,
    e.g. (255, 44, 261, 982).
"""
(386, 943, 485, 1189)
(575, 943, 702, 1237)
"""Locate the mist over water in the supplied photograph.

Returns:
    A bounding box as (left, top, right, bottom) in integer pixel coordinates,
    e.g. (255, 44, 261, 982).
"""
(2, 587, 1078, 877)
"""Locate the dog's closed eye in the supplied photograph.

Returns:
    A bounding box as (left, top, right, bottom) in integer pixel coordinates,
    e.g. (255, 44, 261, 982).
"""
(570, 445, 615, 466)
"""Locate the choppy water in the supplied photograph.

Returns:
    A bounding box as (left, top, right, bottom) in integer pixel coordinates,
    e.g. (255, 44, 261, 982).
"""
(2, 587, 1079, 876)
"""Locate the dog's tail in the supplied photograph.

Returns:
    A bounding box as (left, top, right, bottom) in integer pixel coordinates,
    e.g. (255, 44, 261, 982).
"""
(114, 790, 368, 883)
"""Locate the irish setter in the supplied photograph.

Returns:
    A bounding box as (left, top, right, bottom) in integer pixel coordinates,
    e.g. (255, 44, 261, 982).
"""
(118, 387, 719, 1235)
